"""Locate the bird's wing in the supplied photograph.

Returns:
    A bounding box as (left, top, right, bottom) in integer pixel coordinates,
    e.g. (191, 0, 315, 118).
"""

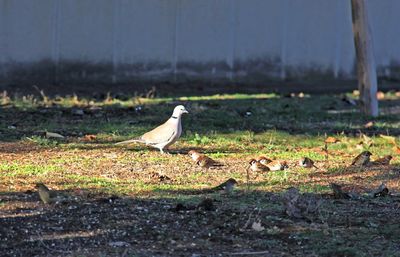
(351, 156, 359, 165)
(115, 137, 144, 145)
(204, 156, 216, 165)
(141, 120, 177, 145)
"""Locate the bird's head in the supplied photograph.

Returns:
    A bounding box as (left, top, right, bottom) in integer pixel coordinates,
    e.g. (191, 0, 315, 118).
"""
(188, 150, 200, 160)
(226, 178, 238, 185)
(362, 151, 372, 157)
(258, 156, 272, 165)
(35, 183, 47, 190)
(172, 105, 189, 117)
(249, 159, 257, 165)
(385, 155, 393, 160)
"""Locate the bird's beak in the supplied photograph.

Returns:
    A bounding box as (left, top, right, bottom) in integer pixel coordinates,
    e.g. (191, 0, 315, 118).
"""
(183, 109, 189, 114)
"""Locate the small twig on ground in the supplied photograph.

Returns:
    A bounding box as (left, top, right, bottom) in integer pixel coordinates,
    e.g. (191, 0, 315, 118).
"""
(36, 232, 72, 254)
(240, 208, 256, 231)
(228, 250, 270, 255)
(33, 85, 49, 103)
(245, 166, 250, 191)
(121, 248, 129, 257)
(324, 142, 328, 162)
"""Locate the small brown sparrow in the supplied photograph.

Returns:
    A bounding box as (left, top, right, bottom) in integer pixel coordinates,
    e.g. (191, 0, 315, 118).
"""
(351, 151, 372, 166)
(35, 183, 51, 204)
(330, 183, 351, 199)
(299, 157, 318, 169)
(212, 178, 238, 193)
(372, 183, 389, 197)
(266, 160, 288, 171)
(188, 150, 223, 168)
(249, 159, 270, 172)
(371, 155, 392, 165)
(256, 156, 273, 166)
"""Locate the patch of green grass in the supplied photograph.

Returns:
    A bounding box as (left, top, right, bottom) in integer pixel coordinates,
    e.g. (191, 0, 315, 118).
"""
(188, 133, 212, 145)
(0, 163, 59, 177)
(299, 184, 331, 193)
(1, 92, 400, 193)
(24, 135, 59, 147)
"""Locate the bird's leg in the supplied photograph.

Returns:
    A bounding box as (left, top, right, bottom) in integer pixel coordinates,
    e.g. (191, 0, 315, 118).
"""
(245, 167, 250, 192)
(159, 148, 171, 154)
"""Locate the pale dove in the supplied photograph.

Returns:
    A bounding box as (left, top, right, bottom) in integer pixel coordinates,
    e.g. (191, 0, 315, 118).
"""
(116, 105, 188, 153)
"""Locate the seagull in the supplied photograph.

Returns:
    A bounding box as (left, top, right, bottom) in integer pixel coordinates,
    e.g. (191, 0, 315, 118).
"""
(116, 105, 188, 153)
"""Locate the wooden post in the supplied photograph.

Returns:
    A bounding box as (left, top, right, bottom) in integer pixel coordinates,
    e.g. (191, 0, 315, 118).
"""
(350, 0, 378, 117)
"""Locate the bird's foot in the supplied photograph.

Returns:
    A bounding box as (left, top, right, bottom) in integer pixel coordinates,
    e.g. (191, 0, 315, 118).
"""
(160, 149, 171, 155)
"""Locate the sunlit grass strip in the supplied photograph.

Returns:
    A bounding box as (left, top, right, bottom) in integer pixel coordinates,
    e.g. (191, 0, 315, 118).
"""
(0, 163, 60, 177)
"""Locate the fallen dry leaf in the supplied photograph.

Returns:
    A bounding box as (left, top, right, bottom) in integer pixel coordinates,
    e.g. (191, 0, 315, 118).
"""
(362, 134, 373, 148)
(379, 134, 397, 145)
(45, 131, 64, 139)
(356, 142, 364, 150)
(376, 91, 385, 100)
(364, 121, 374, 128)
(251, 221, 265, 232)
(83, 134, 97, 141)
(393, 146, 400, 154)
(325, 137, 340, 144)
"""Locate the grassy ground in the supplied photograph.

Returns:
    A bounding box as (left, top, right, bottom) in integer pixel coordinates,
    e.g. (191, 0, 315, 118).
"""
(1, 90, 400, 256)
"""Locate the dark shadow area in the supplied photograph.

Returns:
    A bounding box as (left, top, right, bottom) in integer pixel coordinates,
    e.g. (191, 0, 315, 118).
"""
(1, 186, 400, 256)
(1, 78, 399, 98)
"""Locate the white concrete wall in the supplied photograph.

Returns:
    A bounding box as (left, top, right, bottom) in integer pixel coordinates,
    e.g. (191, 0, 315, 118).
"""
(0, 0, 399, 84)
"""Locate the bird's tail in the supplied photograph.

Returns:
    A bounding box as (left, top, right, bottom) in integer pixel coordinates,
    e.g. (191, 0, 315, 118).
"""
(115, 138, 144, 145)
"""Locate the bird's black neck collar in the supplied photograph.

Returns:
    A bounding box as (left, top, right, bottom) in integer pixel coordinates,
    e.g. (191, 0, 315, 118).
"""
(171, 116, 178, 119)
